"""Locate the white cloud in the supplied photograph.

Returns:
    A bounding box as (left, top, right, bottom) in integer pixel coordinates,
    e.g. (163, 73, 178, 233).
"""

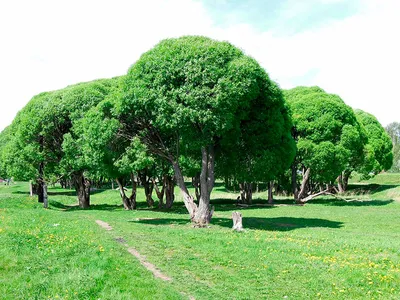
(0, 0, 398, 132)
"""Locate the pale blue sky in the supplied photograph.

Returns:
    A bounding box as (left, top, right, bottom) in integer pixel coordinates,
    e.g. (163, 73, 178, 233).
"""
(201, 0, 361, 34)
(0, 0, 398, 132)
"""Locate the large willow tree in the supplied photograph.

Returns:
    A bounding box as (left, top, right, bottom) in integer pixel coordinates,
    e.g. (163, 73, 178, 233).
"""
(285, 86, 366, 202)
(118, 36, 295, 225)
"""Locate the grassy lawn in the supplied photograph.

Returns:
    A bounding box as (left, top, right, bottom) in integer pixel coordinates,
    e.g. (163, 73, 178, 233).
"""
(1, 174, 400, 299)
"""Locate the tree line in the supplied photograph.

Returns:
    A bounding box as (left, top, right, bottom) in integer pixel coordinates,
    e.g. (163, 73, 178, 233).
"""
(0, 36, 394, 226)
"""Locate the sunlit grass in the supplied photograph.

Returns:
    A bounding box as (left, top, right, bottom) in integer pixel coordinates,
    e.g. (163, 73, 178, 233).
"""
(1, 174, 400, 299)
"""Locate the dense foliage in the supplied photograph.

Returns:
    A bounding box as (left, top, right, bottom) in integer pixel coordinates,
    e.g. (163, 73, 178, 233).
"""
(0, 35, 395, 213)
(354, 110, 393, 176)
(284, 86, 366, 200)
(118, 36, 295, 224)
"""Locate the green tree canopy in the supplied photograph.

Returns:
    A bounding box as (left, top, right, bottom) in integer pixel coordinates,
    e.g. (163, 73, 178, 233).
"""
(354, 110, 393, 176)
(284, 86, 366, 201)
(118, 35, 294, 225)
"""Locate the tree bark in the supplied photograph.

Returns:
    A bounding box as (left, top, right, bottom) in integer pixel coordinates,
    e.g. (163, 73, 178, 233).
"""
(239, 182, 252, 204)
(193, 146, 215, 226)
(73, 171, 90, 209)
(43, 182, 48, 209)
(342, 170, 351, 191)
(139, 172, 155, 207)
(129, 173, 137, 209)
(153, 177, 165, 208)
(165, 175, 175, 209)
(116, 177, 133, 210)
(29, 181, 34, 197)
(232, 212, 243, 231)
(268, 181, 274, 204)
(297, 167, 311, 203)
(337, 174, 344, 194)
(192, 173, 201, 202)
(37, 163, 44, 203)
(171, 161, 197, 220)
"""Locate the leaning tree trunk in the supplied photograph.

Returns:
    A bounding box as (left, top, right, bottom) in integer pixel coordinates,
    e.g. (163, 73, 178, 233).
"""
(171, 161, 197, 220)
(297, 167, 311, 203)
(73, 171, 90, 209)
(165, 175, 175, 209)
(170, 145, 215, 226)
(116, 177, 133, 210)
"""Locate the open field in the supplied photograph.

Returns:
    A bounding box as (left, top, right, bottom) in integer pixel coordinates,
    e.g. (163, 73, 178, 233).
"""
(1, 174, 400, 299)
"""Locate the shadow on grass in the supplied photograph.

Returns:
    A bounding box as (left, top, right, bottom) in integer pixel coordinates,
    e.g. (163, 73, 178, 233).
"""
(12, 189, 107, 196)
(346, 183, 398, 195)
(50, 200, 123, 211)
(306, 198, 394, 206)
(130, 216, 343, 231)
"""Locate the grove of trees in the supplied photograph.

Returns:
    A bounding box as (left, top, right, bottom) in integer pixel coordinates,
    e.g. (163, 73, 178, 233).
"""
(0, 36, 394, 226)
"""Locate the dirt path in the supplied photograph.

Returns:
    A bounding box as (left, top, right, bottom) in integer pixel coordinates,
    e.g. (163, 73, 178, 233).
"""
(95, 219, 172, 282)
(95, 220, 113, 231)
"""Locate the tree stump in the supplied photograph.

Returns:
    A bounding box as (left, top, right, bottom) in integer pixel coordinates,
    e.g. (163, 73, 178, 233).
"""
(232, 212, 243, 231)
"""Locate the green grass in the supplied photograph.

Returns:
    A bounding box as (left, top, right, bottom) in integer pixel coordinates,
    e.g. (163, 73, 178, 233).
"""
(1, 174, 400, 299)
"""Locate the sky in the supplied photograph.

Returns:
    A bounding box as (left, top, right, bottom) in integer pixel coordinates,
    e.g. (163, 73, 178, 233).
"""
(0, 0, 399, 132)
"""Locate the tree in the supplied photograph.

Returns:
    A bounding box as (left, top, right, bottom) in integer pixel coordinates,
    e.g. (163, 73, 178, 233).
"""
(351, 110, 393, 180)
(3, 92, 54, 203)
(76, 78, 156, 210)
(53, 78, 116, 208)
(6, 79, 115, 208)
(216, 82, 296, 204)
(386, 122, 400, 172)
(284, 86, 366, 202)
(119, 36, 294, 225)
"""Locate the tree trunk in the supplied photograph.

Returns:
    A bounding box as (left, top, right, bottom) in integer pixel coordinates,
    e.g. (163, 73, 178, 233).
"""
(29, 181, 34, 197)
(193, 146, 215, 226)
(245, 183, 252, 204)
(139, 173, 155, 207)
(171, 161, 197, 220)
(111, 180, 115, 190)
(239, 182, 246, 203)
(153, 177, 165, 208)
(43, 182, 48, 209)
(239, 182, 252, 205)
(268, 181, 274, 204)
(342, 170, 351, 191)
(130, 173, 137, 209)
(337, 174, 345, 194)
(291, 164, 298, 200)
(165, 175, 175, 209)
(297, 167, 311, 203)
(73, 171, 90, 209)
(192, 173, 201, 202)
(116, 177, 133, 210)
(37, 163, 44, 203)
(232, 212, 243, 231)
